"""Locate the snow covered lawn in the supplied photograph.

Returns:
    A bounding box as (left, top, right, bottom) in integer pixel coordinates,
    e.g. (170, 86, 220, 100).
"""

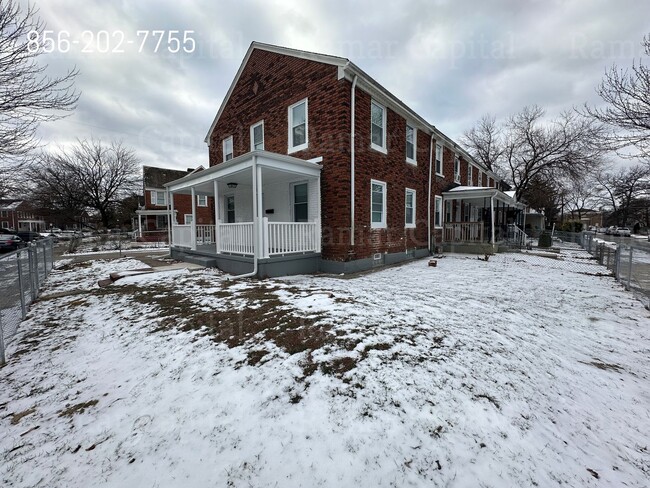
(1, 253, 649, 487)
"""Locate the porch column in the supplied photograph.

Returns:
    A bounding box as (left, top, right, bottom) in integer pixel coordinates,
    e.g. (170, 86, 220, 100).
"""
(213, 180, 220, 254)
(190, 187, 197, 250)
(169, 191, 175, 246)
(490, 195, 496, 245)
(316, 175, 322, 253)
(256, 165, 265, 258)
(138, 213, 142, 239)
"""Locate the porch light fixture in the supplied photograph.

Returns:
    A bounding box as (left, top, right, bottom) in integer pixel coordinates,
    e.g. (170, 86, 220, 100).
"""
(227, 182, 238, 189)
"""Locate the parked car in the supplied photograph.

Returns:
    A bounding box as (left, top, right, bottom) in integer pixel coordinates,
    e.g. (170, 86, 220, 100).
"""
(0, 234, 27, 253)
(598, 227, 607, 234)
(618, 227, 631, 237)
(15, 231, 43, 242)
(605, 226, 617, 235)
(0, 227, 15, 234)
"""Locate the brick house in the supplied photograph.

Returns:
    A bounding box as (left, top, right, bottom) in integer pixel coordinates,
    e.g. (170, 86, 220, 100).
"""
(0, 200, 47, 232)
(166, 42, 525, 276)
(134, 166, 214, 242)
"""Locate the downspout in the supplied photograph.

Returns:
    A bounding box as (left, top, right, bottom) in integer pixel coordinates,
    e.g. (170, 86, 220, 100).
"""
(350, 74, 358, 247)
(427, 133, 434, 253)
(229, 155, 259, 280)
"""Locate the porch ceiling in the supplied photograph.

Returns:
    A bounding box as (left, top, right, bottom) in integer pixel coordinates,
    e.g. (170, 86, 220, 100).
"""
(442, 187, 524, 208)
(165, 150, 322, 194)
(171, 166, 317, 196)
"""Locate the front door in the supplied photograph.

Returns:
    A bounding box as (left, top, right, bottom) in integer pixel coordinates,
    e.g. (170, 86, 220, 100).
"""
(292, 183, 308, 222)
(226, 195, 235, 223)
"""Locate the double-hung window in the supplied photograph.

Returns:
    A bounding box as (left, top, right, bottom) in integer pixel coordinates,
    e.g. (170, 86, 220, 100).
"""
(434, 196, 443, 228)
(251, 121, 264, 151)
(288, 99, 308, 153)
(478, 170, 483, 186)
(197, 195, 207, 207)
(405, 188, 416, 228)
(371, 100, 387, 153)
(371, 180, 387, 228)
(151, 190, 166, 206)
(223, 136, 233, 161)
(467, 164, 473, 186)
(435, 144, 443, 175)
(454, 155, 461, 183)
(405, 124, 416, 164)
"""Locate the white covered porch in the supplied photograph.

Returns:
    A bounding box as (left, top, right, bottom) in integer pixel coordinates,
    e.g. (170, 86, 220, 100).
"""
(165, 151, 322, 273)
(442, 187, 527, 248)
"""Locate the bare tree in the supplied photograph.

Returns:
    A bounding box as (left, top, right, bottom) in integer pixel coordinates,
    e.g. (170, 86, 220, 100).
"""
(594, 164, 650, 226)
(0, 0, 79, 193)
(461, 114, 504, 174)
(28, 139, 141, 228)
(584, 34, 650, 157)
(463, 105, 605, 200)
(565, 176, 598, 222)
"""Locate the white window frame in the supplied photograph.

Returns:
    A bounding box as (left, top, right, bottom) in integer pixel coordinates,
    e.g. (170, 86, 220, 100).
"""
(467, 163, 473, 186)
(370, 179, 387, 229)
(250, 120, 264, 151)
(150, 190, 166, 206)
(1, 221, 8, 229)
(197, 194, 207, 207)
(405, 188, 416, 228)
(454, 155, 461, 183)
(405, 123, 417, 165)
(478, 170, 483, 187)
(156, 215, 168, 230)
(225, 195, 236, 223)
(184, 214, 193, 225)
(435, 144, 443, 176)
(288, 98, 308, 153)
(370, 100, 387, 154)
(434, 196, 443, 229)
(0, 210, 7, 217)
(223, 136, 233, 161)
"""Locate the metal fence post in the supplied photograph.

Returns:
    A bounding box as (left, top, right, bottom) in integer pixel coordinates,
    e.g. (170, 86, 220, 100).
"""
(615, 246, 621, 281)
(16, 252, 27, 320)
(0, 311, 5, 366)
(627, 247, 633, 291)
(30, 244, 38, 298)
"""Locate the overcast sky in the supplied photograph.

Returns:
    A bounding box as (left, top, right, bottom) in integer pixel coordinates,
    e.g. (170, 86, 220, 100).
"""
(23, 0, 650, 171)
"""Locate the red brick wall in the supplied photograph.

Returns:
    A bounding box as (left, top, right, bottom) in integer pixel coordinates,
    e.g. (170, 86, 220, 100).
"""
(209, 49, 352, 260)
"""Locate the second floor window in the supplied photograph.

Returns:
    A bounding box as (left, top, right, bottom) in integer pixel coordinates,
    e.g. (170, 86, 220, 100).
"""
(435, 144, 443, 175)
(467, 164, 473, 186)
(405, 124, 416, 164)
(454, 155, 461, 183)
(288, 99, 308, 153)
(223, 136, 233, 161)
(371, 101, 386, 152)
(151, 190, 166, 206)
(251, 121, 264, 151)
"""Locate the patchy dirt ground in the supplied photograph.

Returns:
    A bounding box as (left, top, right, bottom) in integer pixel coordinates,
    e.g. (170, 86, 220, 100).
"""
(1, 253, 649, 488)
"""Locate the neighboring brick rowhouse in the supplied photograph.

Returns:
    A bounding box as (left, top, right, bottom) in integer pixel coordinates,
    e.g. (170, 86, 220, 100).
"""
(208, 46, 497, 262)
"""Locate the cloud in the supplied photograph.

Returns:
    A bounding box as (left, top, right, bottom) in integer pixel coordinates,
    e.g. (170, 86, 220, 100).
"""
(20, 0, 650, 170)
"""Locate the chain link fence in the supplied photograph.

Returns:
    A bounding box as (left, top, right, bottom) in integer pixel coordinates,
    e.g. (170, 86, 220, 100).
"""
(582, 232, 650, 309)
(0, 238, 54, 365)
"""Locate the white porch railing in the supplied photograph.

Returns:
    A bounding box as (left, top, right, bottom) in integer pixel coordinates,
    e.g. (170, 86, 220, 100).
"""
(218, 222, 254, 255)
(444, 222, 485, 243)
(174, 220, 320, 256)
(266, 221, 320, 256)
(507, 224, 527, 247)
(197, 225, 215, 244)
(172, 224, 192, 248)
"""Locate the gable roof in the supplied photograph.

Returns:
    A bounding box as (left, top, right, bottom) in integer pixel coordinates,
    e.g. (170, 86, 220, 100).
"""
(143, 166, 197, 189)
(203, 42, 498, 179)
